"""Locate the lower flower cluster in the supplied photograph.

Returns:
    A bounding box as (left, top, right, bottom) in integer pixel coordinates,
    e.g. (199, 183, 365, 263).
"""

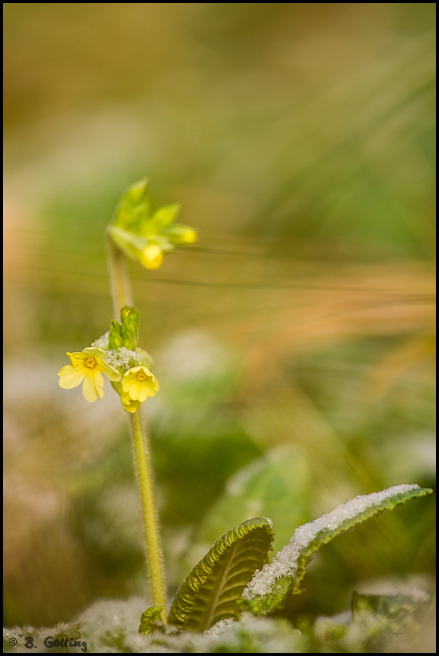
(58, 345, 159, 412)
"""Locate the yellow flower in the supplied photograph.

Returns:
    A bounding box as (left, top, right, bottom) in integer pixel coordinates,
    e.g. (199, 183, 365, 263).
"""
(122, 366, 160, 402)
(139, 244, 164, 270)
(58, 348, 121, 402)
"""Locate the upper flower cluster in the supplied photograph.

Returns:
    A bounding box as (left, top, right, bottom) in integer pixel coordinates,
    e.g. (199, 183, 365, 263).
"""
(107, 179, 197, 270)
(57, 306, 159, 413)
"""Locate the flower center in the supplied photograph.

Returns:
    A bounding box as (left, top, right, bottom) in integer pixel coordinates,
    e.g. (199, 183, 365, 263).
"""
(136, 370, 147, 381)
(85, 357, 97, 369)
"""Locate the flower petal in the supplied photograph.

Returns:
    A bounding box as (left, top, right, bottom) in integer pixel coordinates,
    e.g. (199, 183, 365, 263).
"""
(121, 393, 140, 413)
(138, 379, 158, 402)
(99, 360, 121, 382)
(138, 386, 149, 402)
(66, 352, 87, 366)
(58, 366, 86, 389)
(82, 347, 108, 358)
(82, 371, 104, 402)
(129, 378, 143, 401)
(121, 371, 137, 394)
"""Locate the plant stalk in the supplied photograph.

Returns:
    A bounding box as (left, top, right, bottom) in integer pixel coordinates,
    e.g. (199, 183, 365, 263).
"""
(106, 233, 133, 317)
(130, 410, 167, 622)
(107, 234, 167, 622)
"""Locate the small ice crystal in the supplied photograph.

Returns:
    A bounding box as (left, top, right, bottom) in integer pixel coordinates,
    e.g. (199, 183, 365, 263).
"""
(91, 331, 110, 349)
(243, 484, 420, 600)
(104, 347, 148, 369)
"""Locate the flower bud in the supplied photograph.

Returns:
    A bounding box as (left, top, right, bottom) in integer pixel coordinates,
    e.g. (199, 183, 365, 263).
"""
(140, 244, 163, 269)
(109, 319, 124, 349)
(121, 306, 140, 350)
(162, 224, 197, 245)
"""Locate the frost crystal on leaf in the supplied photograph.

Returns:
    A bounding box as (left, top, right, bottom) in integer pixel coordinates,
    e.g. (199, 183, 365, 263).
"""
(242, 484, 421, 600)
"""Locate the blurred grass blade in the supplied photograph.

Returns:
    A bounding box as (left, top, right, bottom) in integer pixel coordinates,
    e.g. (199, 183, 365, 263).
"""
(168, 517, 274, 631)
(242, 485, 432, 615)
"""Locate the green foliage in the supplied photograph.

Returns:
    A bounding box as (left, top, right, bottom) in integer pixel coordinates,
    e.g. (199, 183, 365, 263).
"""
(168, 518, 274, 631)
(241, 485, 432, 616)
(2, 483, 433, 651)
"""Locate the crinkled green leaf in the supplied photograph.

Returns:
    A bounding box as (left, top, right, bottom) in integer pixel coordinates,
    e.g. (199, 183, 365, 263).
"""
(138, 606, 165, 635)
(242, 485, 432, 615)
(168, 517, 274, 632)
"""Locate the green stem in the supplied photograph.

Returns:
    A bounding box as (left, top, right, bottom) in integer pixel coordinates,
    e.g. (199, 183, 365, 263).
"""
(130, 410, 168, 622)
(106, 233, 133, 317)
(106, 234, 167, 622)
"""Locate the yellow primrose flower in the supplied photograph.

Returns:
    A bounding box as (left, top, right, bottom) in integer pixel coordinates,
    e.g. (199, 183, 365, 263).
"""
(122, 366, 160, 402)
(58, 348, 121, 402)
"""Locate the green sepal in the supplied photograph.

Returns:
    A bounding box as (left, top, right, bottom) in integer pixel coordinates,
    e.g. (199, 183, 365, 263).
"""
(140, 204, 181, 235)
(138, 606, 165, 635)
(112, 178, 151, 233)
(168, 517, 274, 632)
(109, 320, 124, 349)
(107, 225, 148, 261)
(147, 233, 176, 254)
(136, 349, 155, 370)
(121, 306, 140, 350)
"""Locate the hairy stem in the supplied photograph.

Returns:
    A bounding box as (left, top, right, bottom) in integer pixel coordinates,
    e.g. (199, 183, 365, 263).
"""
(106, 233, 133, 316)
(107, 235, 167, 622)
(130, 410, 167, 622)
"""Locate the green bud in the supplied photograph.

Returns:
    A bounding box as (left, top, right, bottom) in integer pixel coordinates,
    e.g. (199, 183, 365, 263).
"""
(162, 223, 197, 245)
(109, 319, 124, 349)
(108, 180, 196, 271)
(121, 306, 140, 350)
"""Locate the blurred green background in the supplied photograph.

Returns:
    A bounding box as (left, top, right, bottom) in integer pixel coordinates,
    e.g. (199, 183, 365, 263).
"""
(4, 3, 435, 629)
